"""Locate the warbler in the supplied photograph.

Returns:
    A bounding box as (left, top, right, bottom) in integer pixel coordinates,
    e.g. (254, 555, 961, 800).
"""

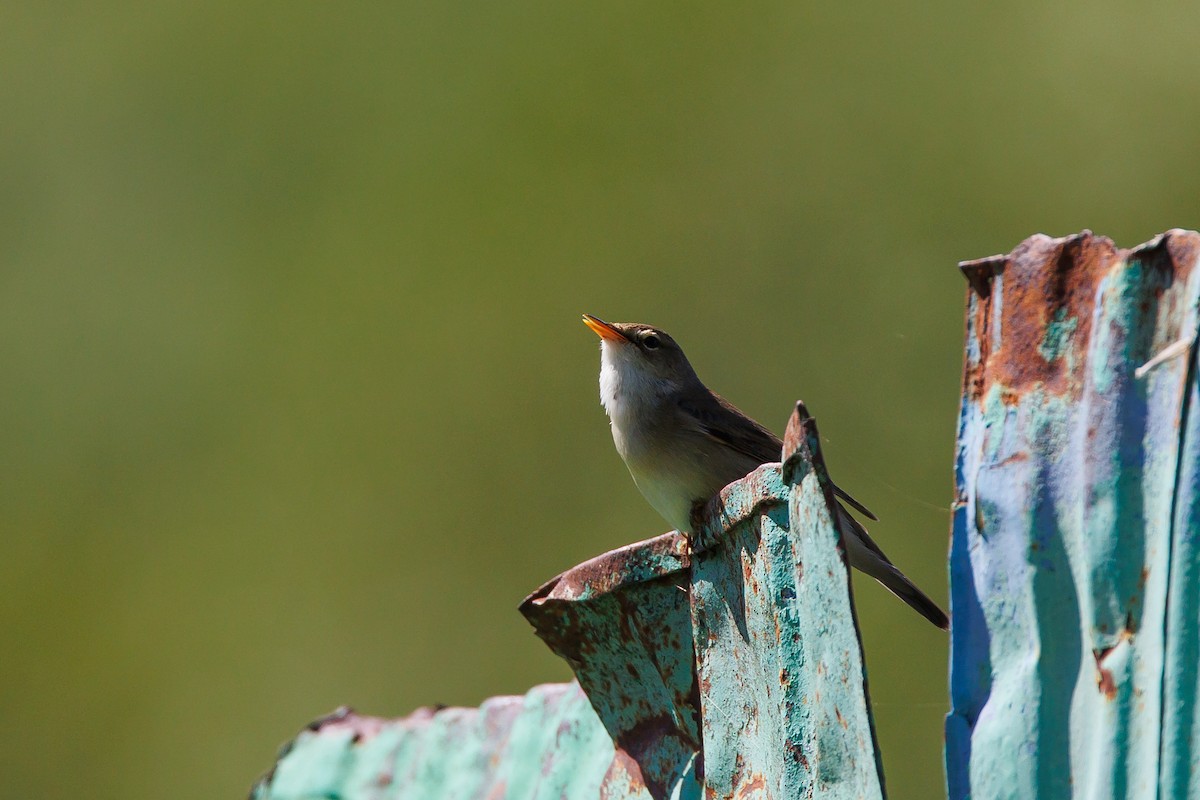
(583, 314, 948, 630)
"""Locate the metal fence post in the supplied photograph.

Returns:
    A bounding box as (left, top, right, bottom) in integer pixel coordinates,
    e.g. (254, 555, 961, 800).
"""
(948, 229, 1200, 799)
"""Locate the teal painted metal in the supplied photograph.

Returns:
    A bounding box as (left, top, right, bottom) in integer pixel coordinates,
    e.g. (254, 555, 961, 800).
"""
(523, 403, 884, 799)
(249, 684, 642, 800)
(948, 229, 1200, 799)
(254, 404, 885, 799)
(521, 531, 702, 799)
(688, 404, 885, 798)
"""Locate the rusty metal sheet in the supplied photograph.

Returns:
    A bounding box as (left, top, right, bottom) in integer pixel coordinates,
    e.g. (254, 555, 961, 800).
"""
(521, 534, 702, 799)
(948, 229, 1200, 799)
(525, 402, 884, 800)
(688, 404, 885, 799)
(255, 402, 884, 800)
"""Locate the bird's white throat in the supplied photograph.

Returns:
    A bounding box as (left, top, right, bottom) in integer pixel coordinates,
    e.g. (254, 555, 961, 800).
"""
(598, 341, 664, 422)
(597, 340, 696, 532)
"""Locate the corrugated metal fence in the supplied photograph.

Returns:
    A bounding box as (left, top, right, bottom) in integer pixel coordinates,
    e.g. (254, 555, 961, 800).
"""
(253, 405, 884, 799)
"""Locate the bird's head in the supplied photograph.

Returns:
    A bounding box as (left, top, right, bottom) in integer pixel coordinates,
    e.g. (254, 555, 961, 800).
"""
(582, 314, 699, 408)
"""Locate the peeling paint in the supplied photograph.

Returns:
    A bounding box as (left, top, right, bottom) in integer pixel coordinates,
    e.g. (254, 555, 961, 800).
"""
(1037, 308, 1078, 367)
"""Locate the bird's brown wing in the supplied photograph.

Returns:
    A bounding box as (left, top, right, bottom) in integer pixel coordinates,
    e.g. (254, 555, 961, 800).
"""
(678, 391, 878, 520)
(677, 391, 782, 463)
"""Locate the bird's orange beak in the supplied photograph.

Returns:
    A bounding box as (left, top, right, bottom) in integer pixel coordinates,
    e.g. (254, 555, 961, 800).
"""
(582, 314, 627, 342)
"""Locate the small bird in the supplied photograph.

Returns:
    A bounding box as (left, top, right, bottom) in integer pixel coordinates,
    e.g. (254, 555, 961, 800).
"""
(582, 314, 948, 630)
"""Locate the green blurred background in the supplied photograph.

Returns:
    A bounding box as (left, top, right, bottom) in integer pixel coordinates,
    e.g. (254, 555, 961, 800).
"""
(3, 2, 1198, 798)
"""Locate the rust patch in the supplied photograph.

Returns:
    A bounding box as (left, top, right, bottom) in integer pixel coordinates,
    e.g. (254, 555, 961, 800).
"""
(731, 753, 747, 786)
(781, 400, 813, 463)
(786, 739, 809, 770)
(1093, 648, 1118, 700)
(960, 254, 1005, 300)
(740, 773, 767, 793)
(533, 532, 689, 601)
(601, 750, 647, 799)
(1131, 228, 1200, 286)
(614, 713, 700, 797)
(781, 403, 841, 522)
(963, 231, 1121, 403)
(994, 451, 1030, 468)
(1165, 230, 1200, 282)
(519, 532, 690, 663)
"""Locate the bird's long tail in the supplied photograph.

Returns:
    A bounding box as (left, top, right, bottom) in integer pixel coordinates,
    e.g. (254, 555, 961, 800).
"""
(837, 507, 949, 630)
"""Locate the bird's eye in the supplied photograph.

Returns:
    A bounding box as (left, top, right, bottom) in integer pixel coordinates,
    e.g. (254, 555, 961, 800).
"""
(641, 333, 661, 350)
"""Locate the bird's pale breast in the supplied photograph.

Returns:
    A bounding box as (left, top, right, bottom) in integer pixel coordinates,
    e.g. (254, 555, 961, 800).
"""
(599, 339, 756, 533)
(614, 408, 757, 534)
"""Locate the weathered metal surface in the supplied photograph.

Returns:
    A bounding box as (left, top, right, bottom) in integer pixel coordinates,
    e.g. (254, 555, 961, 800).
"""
(254, 403, 884, 800)
(688, 404, 885, 799)
(251, 683, 644, 800)
(525, 402, 884, 800)
(948, 229, 1200, 799)
(522, 534, 702, 799)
